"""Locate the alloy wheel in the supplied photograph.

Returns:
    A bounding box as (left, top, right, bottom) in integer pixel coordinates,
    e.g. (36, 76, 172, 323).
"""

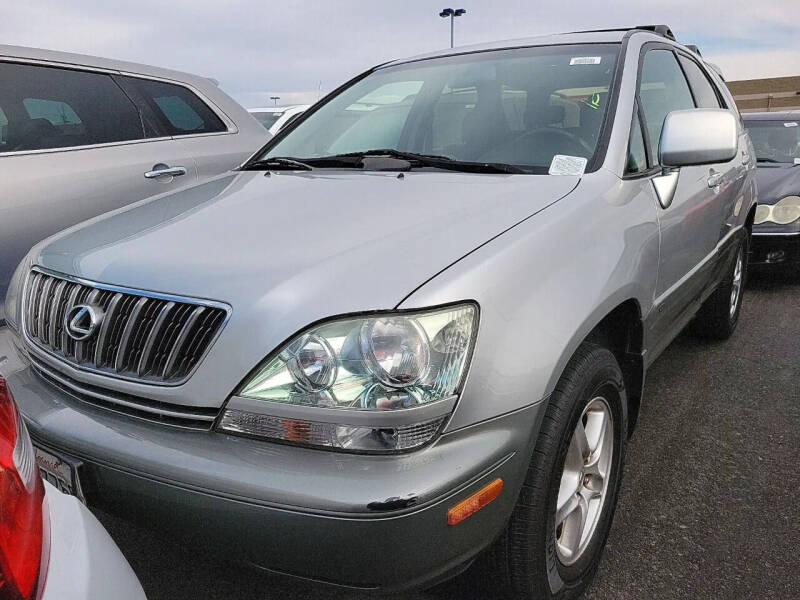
(729, 248, 744, 318)
(554, 396, 614, 566)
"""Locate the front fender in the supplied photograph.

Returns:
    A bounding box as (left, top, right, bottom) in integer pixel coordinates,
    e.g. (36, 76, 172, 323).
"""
(399, 170, 660, 432)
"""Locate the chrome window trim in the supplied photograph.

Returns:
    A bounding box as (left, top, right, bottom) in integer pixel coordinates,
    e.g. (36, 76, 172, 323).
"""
(0, 135, 174, 158)
(0, 56, 237, 158)
(21, 266, 232, 387)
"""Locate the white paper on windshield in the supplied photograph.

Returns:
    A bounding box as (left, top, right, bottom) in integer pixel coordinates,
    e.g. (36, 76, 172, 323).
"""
(570, 56, 602, 65)
(549, 155, 588, 176)
(784, 122, 798, 127)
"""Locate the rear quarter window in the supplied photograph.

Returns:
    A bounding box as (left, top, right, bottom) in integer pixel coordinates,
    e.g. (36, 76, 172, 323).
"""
(124, 77, 227, 135)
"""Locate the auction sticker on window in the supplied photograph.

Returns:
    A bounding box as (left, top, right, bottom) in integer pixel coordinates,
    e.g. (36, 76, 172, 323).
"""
(570, 56, 602, 65)
(549, 155, 588, 176)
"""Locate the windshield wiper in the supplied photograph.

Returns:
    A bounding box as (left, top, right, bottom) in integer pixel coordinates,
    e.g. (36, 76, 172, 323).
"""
(241, 157, 314, 171)
(313, 149, 530, 174)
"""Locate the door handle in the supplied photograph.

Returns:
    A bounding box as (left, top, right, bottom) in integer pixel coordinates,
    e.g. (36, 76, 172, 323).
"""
(707, 172, 724, 189)
(144, 165, 187, 179)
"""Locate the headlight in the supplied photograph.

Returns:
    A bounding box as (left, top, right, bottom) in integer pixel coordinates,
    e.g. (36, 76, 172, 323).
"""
(217, 303, 478, 453)
(755, 196, 800, 225)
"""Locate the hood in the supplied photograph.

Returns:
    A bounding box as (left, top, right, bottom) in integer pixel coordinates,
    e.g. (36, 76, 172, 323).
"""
(755, 164, 800, 205)
(32, 170, 578, 404)
(37, 171, 578, 314)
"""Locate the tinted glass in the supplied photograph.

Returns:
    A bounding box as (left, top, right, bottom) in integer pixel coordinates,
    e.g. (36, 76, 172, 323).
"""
(0, 62, 145, 151)
(638, 50, 695, 163)
(252, 111, 283, 129)
(678, 56, 721, 109)
(126, 77, 226, 135)
(626, 112, 648, 174)
(746, 120, 800, 163)
(261, 44, 621, 172)
(0, 105, 7, 148)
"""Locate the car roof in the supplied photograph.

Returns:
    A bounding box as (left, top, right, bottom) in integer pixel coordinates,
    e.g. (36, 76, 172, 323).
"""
(0, 43, 218, 90)
(742, 110, 800, 121)
(382, 28, 666, 68)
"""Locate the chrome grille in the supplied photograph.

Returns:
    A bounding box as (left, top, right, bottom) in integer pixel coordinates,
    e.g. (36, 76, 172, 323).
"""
(30, 356, 218, 430)
(24, 269, 229, 384)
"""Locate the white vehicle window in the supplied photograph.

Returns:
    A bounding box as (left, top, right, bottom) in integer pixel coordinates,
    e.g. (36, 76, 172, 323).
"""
(0, 62, 146, 152)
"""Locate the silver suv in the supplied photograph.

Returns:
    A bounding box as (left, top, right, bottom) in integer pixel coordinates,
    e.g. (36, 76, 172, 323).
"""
(1, 26, 756, 598)
(0, 44, 269, 320)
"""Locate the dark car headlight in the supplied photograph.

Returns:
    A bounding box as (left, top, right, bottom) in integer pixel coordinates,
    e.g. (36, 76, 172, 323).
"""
(217, 303, 478, 453)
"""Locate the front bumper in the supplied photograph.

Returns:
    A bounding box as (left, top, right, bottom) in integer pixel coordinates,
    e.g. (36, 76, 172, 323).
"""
(750, 232, 800, 267)
(0, 326, 543, 591)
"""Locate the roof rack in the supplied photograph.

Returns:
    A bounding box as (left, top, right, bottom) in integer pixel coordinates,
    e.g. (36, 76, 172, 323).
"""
(685, 44, 702, 56)
(633, 25, 675, 40)
(569, 24, 676, 41)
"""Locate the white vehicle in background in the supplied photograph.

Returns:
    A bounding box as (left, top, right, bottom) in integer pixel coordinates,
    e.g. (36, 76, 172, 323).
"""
(0, 376, 145, 600)
(249, 104, 309, 135)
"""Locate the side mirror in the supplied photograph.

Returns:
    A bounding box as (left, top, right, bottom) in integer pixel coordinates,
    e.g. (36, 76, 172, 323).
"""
(653, 109, 738, 208)
(660, 108, 738, 167)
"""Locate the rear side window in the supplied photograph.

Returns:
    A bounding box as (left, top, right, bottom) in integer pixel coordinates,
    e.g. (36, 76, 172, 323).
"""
(678, 56, 722, 109)
(638, 50, 695, 164)
(0, 62, 145, 152)
(123, 77, 227, 135)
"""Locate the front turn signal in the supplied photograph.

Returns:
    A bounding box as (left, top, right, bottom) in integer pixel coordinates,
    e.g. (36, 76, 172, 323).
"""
(447, 478, 503, 526)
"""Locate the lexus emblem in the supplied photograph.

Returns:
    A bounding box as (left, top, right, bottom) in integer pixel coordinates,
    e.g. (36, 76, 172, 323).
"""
(64, 304, 102, 341)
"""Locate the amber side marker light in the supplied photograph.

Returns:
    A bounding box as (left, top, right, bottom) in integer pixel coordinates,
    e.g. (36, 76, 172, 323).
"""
(447, 478, 503, 526)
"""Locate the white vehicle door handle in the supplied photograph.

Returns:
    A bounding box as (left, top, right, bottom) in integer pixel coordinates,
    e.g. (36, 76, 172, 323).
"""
(144, 165, 187, 179)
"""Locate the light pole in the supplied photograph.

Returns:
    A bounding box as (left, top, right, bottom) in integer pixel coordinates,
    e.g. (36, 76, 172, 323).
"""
(439, 8, 466, 48)
(270, 96, 280, 107)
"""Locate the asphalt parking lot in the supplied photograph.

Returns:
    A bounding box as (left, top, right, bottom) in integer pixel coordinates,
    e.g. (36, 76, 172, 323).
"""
(96, 269, 799, 600)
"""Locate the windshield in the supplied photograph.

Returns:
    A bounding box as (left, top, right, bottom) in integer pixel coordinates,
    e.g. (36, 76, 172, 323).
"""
(746, 119, 800, 163)
(252, 111, 283, 129)
(258, 44, 620, 172)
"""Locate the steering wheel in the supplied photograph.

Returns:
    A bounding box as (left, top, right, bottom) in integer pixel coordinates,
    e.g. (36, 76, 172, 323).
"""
(516, 127, 595, 156)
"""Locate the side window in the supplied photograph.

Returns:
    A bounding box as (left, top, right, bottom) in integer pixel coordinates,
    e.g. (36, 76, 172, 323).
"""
(678, 56, 721, 109)
(638, 50, 695, 164)
(0, 62, 145, 152)
(0, 106, 7, 149)
(123, 77, 227, 135)
(626, 110, 648, 174)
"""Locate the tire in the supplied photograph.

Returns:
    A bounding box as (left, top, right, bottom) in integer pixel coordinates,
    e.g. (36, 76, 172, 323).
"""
(484, 343, 627, 600)
(691, 235, 748, 341)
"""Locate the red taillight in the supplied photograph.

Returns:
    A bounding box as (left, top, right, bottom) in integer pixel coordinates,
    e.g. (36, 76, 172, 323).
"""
(0, 376, 48, 600)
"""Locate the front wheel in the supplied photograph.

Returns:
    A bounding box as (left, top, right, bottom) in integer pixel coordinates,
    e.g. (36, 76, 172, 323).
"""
(691, 236, 748, 340)
(484, 344, 627, 600)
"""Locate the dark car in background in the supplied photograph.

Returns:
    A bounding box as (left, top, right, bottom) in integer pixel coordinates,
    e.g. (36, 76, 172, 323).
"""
(743, 111, 800, 268)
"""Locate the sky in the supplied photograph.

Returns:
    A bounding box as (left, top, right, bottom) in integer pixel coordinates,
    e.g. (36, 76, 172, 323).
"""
(2, 0, 799, 107)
